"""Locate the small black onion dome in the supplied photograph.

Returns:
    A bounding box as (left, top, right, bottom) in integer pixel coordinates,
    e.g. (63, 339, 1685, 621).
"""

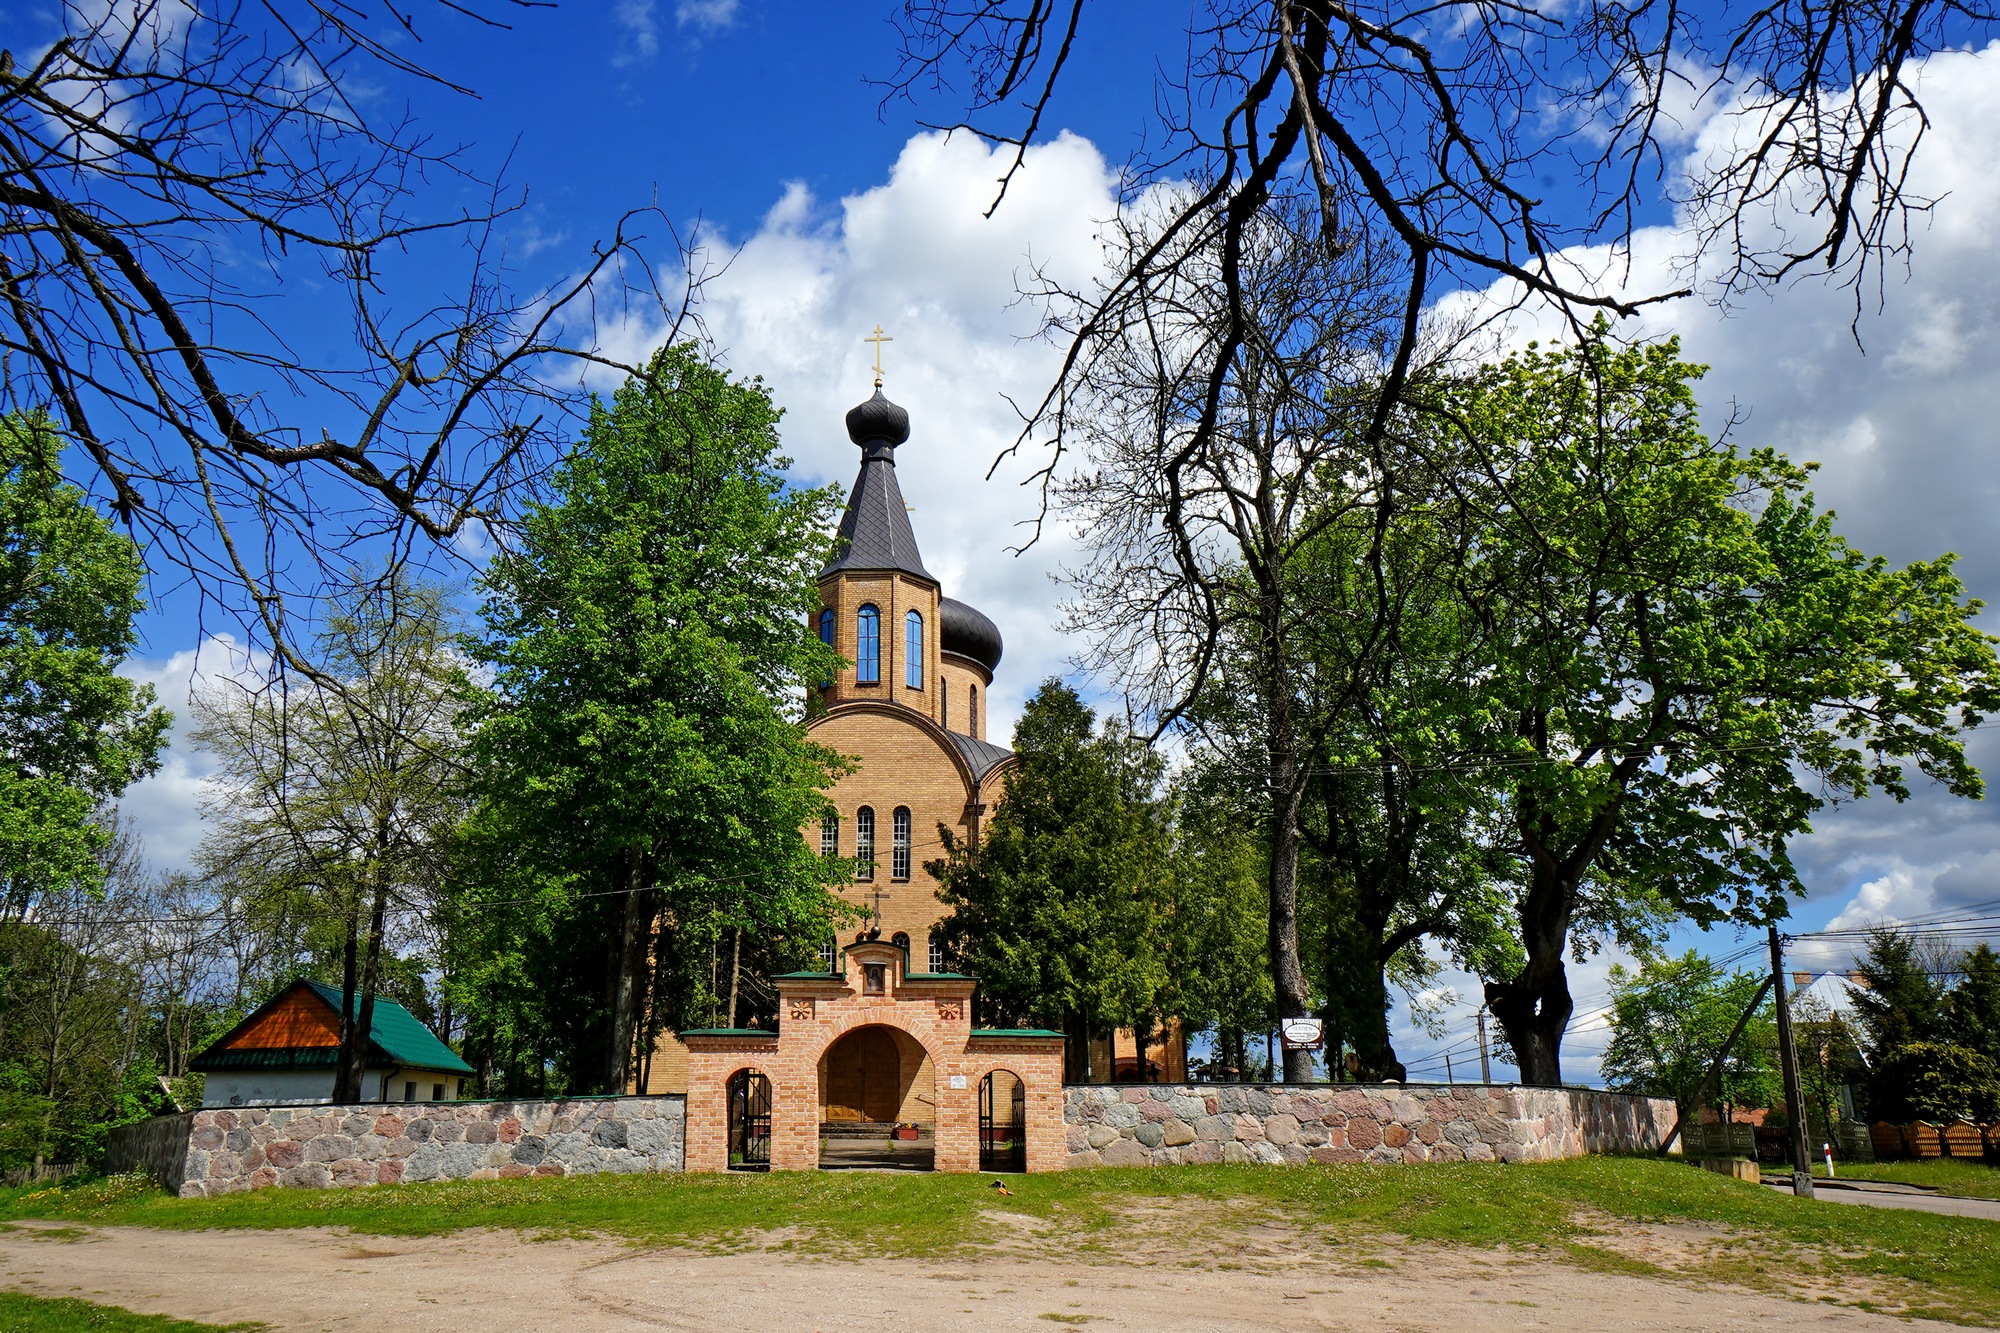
(940, 596, 1003, 674)
(844, 389, 911, 447)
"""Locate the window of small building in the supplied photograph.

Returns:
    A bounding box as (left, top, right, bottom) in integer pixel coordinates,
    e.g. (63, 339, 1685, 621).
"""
(905, 610, 924, 688)
(404, 1080, 417, 1102)
(856, 605, 880, 683)
(892, 806, 911, 880)
(854, 806, 875, 880)
(431, 1083, 445, 1101)
(819, 811, 839, 858)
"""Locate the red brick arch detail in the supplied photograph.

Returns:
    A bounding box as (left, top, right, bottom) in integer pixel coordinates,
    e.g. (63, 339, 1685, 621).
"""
(799, 1010, 947, 1072)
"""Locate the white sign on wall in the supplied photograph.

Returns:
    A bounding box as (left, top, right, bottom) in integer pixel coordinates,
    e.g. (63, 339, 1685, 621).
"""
(949, 1075, 968, 1089)
(1280, 1018, 1324, 1050)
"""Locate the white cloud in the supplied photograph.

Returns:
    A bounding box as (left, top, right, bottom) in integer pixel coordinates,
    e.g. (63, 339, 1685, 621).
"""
(675, 0, 740, 33)
(118, 635, 269, 874)
(612, 0, 659, 65)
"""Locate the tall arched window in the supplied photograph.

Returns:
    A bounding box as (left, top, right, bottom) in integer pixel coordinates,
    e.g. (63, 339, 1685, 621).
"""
(819, 812, 838, 858)
(854, 806, 875, 880)
(969, 684, 978, 739)
(927, 933, 945, 974)
(905, 610, 924, 688)
(941, 677, 949, 727)
(892, 806, 912, 880)
(856, 605, 880, 684)
(818, 608, 834, 645)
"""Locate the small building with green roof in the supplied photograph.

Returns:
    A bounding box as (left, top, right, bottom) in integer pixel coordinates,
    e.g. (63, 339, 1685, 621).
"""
(190, 978, 474, 1108)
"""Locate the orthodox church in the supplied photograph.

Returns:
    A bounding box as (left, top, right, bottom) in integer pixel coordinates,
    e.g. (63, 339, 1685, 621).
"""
(645, 369, 1185, 1115)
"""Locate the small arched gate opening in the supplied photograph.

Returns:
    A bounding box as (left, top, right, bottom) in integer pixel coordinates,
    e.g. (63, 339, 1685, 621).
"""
(979, 1070, 1026, 1173)
(727, 1069, 772, 1171)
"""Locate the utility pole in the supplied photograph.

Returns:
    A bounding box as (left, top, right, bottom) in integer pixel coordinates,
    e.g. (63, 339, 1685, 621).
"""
(1476, 1007, 1493, 1083)
(1768, 925, 1815, 1199)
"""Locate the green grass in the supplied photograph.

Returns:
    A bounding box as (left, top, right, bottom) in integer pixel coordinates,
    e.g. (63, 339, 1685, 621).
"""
(2, 1158, 1997, 1323)
(0, 1291, 261, 1332)
(1817, 1158, 2000, 1199)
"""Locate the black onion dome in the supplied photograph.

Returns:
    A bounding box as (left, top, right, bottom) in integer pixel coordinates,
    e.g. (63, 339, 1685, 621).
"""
(940, 596, 1003, 674)
(844, 389, 911, 447)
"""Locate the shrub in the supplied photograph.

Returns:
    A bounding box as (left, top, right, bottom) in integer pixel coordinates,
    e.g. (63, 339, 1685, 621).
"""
(1869, 1041, 2000, 1124)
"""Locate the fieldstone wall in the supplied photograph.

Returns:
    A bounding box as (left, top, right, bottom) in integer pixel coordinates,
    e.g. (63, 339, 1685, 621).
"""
(1064, 1083, 1677, 1168)
(171, 1096, 685, 1197)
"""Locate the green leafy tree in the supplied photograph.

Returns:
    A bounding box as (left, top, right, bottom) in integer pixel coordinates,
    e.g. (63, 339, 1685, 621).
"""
(1437, 332, 2000, 1084)
(1947, 943, 2000, 1065)
(1870, 1041, 2000, 1126)
(1602, 951, 1778, 1117)
(930, 680, 1171, 1080)
(1849, 927, 1951, 1061)
(467, 344, 851, 1092)
(1164, 760, 1272, 1081)
(194, 572, 472, 1101)
(0, 415, 170, 917)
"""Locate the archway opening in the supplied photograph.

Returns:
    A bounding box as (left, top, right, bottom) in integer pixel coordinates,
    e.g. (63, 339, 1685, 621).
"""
(818, 1025, 934, 1171)
(980, 1070, 1026, 1173)
(726, 1069, 771, 1172)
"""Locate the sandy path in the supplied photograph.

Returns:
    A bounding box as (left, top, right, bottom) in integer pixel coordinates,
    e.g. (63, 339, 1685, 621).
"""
(0, 1219, 1958, 1332)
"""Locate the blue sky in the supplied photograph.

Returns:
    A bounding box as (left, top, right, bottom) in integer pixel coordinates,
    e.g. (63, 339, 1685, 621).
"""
(27, 3, 1998, 1083)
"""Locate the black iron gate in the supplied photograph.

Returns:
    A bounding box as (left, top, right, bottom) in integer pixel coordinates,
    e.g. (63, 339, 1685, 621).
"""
(727, 1069, 771, 1171)
(979, 1071, 1026, 1173)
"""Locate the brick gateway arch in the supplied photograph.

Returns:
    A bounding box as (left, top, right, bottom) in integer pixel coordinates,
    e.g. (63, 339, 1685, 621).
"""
(681, 938, 1065, 1172)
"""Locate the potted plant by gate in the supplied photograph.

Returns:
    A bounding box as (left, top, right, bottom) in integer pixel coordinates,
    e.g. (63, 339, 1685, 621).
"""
(892, 1121, 921, 1141)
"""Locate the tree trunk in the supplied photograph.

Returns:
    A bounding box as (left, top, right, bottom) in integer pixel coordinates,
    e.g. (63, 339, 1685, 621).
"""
(1267, 773, 1313, 1083)
(332, 895, 362, 1103)
(1063, 1011, 1091, 1084)
(1482, 858, 1575, 1086)
(726, 928, 742, 1030)
(606, 846, 648, 1093)
(340, 866, 392, 1105)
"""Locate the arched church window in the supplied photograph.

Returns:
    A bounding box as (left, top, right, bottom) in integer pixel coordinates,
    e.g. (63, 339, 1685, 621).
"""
(892, 806, 911, 880)
(892, 930, 910, 958)
(856, 605, 880, 684)
(854, 806, 875, 880)
(928, 933, 945, 974)
(941, 677, 949, 726)
(905, 610, 924, 688)
(818, 608, 834, 645)
(969, 684, 978, 739)
(819, 812, 838, 858)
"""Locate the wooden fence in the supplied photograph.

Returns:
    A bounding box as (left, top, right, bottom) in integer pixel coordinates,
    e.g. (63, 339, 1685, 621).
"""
(1869, 1121, 2000, 1161)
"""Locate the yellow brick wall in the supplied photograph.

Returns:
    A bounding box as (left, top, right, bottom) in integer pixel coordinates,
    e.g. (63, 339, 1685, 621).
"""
(816, 572, 942, 725)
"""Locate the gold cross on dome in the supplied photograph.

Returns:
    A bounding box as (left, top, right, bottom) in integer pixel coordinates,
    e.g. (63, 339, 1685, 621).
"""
(866, 324, 893, 388)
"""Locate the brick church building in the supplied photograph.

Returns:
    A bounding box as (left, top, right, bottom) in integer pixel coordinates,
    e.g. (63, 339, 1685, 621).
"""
(647, 376, 1183, 1168)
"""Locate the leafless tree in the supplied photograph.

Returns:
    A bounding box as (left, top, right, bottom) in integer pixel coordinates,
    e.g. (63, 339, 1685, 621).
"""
(892, 0, 1980, 507)
(0, 2, 697, 680)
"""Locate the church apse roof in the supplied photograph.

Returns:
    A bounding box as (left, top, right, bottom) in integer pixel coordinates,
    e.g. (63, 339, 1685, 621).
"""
(821, 389, 934, 581)
(945, 730, 1014, 783)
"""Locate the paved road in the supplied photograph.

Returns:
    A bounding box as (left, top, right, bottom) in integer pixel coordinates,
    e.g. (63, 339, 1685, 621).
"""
(1762, 1177, 2000, 1220)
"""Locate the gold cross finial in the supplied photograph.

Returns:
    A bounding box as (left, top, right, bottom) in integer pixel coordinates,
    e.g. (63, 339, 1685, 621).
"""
(866, 324, 893, 388)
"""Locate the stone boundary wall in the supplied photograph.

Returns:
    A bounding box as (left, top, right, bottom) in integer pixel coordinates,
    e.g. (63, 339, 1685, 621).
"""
(153, 1096, 685, 1197)
(107, 1111, 196, 1193)
(1064, 1083, 1677, 1168)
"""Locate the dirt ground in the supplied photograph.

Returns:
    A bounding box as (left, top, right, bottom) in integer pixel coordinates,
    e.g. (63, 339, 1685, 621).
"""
(0, 1216, 1963, 1333)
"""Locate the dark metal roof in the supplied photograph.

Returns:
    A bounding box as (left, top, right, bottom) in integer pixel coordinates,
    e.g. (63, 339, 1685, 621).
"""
(945, 730, 1015, 783)
(939, 596, 1003, 673)
(821, 391, 933, 580)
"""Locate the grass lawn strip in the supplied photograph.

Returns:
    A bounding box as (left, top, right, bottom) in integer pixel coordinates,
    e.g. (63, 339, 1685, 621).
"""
(2, 1158, 1996, 1325)
(0, 1290, 262, 1332)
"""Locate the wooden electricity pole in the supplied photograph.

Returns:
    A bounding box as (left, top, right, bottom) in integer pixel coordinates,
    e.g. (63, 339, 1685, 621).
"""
(1768, 925, 1815, 1199)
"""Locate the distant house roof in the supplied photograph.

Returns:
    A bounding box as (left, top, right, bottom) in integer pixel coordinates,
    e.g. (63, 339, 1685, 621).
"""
(190, 978, 473, 1076)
